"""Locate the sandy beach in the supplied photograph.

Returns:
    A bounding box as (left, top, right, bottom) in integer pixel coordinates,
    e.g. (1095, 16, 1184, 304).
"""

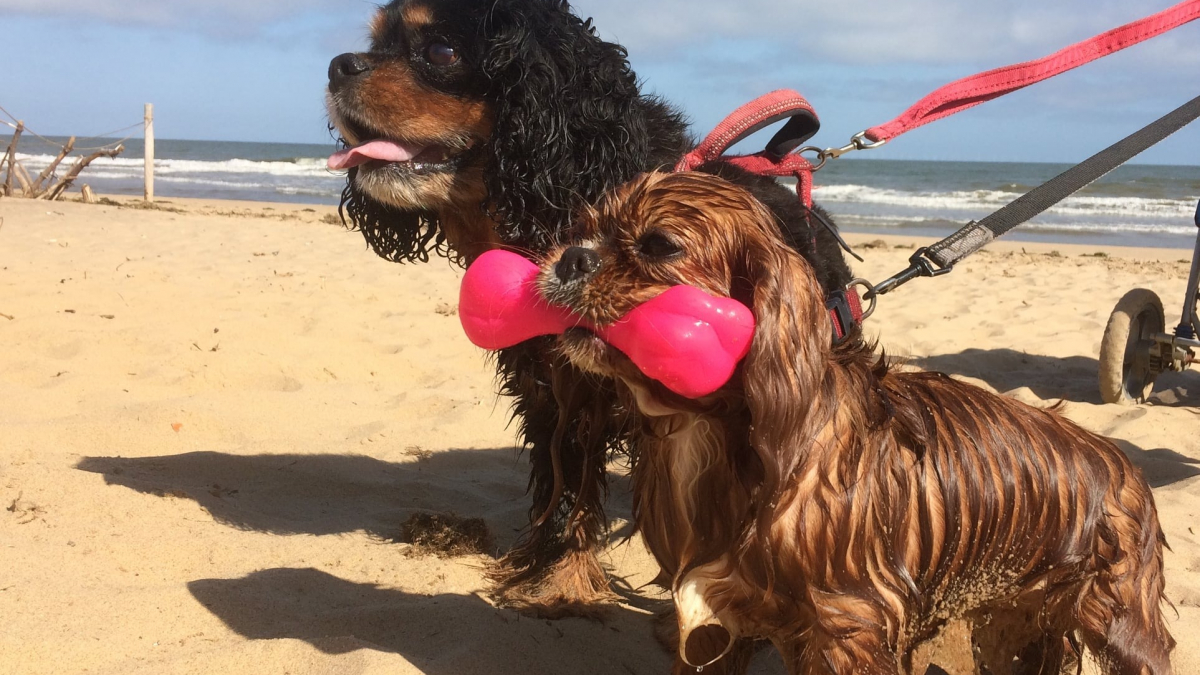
(1, 195, 1197, 674)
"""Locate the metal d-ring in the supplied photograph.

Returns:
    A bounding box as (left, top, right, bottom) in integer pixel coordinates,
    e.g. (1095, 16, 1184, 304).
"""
(849, 278, 878, 321)
(796, 146, 829, 171)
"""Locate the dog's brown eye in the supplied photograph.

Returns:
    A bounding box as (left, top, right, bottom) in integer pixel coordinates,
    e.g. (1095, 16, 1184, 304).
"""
(426, 43, 459, 66)
(637, 231, 683, 259)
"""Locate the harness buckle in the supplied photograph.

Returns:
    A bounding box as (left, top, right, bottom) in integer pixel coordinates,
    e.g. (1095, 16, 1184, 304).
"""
(826, 289, 858, 343)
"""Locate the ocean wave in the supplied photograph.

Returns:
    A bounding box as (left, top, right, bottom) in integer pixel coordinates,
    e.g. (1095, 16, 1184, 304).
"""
(15, 153, 335, 178)
(813, 183, 1196, 219)
(1020, 221, 1197, 236)
(276, 186, 341, 197)
(835, 214, 1196, 237)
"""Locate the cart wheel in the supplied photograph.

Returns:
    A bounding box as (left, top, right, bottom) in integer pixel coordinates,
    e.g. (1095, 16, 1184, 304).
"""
(1099, 288, 1165, 405)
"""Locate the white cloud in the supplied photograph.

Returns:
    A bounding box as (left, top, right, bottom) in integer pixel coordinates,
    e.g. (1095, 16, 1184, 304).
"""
(0, 0, 359, 29)
(4, 0, 1194, 69)
(574, 0, 1200, 68)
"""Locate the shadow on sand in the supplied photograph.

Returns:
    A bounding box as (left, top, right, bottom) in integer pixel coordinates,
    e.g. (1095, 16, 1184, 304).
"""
(77, 449, 536, 547)
(912, 347, 1199, 407)
(1110, 441, 1200, 489)
(76, 448, 638, 549)
(188, 566, 671, 675)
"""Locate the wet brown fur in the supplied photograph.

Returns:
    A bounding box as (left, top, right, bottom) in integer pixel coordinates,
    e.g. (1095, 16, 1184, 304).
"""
(544, 172, 1175, 674)
(399, 3, 434, 28)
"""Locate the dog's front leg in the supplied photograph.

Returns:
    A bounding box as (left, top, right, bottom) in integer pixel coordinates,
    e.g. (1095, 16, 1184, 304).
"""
(670, 639, 758, 675)
(487, 342, 620, 617)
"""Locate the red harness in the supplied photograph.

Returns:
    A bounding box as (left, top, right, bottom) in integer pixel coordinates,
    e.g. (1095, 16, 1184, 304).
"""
(674, 89, 863, 341)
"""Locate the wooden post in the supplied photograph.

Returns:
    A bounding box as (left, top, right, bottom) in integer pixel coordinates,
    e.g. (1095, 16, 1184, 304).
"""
(3, 121, 24, 197)
(144, 103, 154, 202)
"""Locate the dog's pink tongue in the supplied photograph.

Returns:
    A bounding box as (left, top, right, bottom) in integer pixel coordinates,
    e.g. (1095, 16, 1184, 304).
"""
(327, 140, 423, 170)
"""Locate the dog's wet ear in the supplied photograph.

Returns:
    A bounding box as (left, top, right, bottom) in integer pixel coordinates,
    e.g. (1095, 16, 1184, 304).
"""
(480, 0, 686, 251)
(738, 225, 829, 485)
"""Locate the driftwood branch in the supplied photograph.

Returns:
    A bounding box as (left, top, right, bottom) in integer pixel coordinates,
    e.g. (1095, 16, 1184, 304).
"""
(14, 161, 33, 196)
(2, 122, 23, 197)
(31, 136, 75, 195)
(42, 145, 124, 201)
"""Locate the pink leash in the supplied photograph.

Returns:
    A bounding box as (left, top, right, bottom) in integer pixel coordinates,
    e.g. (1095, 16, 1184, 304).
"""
(865, 0, 1200, 145)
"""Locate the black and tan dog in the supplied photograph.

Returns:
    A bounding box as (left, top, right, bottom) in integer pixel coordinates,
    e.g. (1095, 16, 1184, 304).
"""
(327, 0, 852, 614)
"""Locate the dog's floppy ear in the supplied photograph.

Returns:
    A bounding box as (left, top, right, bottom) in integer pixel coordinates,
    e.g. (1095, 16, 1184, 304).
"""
(338, 168, 447, 264)
(738, 222, 831, 492)
(481, 0, 687, 251)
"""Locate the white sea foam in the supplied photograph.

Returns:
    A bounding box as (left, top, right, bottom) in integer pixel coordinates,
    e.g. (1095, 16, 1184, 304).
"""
(838, 213, 1196, 237)
(15, 153, 336, 178)
(814, 183, 1195, 219)
(9, 149, 1195, 241)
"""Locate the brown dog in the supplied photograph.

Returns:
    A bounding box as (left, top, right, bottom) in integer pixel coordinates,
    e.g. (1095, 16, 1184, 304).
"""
(539, 171, 1174, 674)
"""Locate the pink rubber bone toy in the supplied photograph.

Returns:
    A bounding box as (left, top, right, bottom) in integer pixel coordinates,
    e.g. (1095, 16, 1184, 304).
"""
(459, 249, 755, 399)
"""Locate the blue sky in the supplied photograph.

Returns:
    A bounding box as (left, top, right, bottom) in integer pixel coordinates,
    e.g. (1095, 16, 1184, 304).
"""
(1, 0, 1197, 164)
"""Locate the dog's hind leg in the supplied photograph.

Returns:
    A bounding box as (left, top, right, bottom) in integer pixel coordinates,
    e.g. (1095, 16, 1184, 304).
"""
(488, 345, 620, 617)
(781, 628, 902, 675)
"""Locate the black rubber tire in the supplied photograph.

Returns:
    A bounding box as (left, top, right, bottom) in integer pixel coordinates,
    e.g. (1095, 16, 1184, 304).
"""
(1099, 288, 1165, 405)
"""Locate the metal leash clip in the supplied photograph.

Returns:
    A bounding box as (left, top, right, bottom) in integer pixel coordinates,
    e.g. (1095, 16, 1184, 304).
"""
(797, 131, 889, 171)
(866, 247, 953, 299)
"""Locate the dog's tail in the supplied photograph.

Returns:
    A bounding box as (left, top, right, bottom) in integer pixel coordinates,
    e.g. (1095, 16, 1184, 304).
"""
(1075, 448, 1175, 675)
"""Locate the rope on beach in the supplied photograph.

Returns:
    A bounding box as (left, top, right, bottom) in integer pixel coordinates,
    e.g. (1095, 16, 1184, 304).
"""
(0, 105, 70, 149)
(73, 123, 143, 151)
(0, 103, 20, 125)
(0, 102, 143, 152)
(74, 122, 145, 151)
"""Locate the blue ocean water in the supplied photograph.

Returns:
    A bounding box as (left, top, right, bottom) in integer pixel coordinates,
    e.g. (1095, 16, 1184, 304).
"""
(806, 159, 1200, 249)
(14, 136, 1200, 248)
(16, 136, 341, 205)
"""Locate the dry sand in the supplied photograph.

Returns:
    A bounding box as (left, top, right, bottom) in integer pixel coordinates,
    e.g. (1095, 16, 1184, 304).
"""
(0, 196, 1197, 674)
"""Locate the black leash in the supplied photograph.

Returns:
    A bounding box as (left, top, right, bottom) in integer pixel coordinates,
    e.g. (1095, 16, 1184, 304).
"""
(868, 92, 1200, 298)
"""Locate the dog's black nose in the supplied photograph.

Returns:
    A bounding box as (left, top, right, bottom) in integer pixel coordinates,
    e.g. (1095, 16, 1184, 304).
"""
(329, 53, 372, 89)
(555, 247, 601, 283)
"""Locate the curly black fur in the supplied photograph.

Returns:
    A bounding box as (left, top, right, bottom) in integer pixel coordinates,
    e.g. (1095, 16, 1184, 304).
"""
(338, 170, 447, 263)
(478, 1, 688, 250)
(338, 0, 689, 263)
(329, 0, 853, 608)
